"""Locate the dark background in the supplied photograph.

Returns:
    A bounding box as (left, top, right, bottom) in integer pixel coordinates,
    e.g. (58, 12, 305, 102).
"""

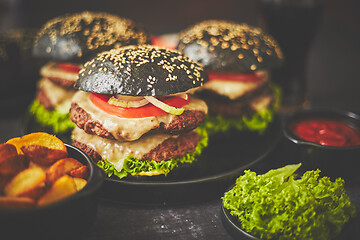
(1, 1, 360, 239)
(1, 0, 360, 113)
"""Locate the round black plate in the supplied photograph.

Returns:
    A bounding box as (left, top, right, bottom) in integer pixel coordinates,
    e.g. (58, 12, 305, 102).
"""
(25, 114, 281, 205)
(101, 118, 281, 204)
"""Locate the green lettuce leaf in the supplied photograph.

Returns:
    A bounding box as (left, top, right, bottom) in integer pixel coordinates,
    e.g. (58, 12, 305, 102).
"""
(29, 100, 76, 133)
(200, 83, 281, 135)
(222, 163, 356, 240)
(97, 127, 208, 179)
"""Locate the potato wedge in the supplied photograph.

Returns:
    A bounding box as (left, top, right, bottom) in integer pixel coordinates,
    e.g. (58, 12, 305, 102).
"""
(0, 174, 13, 193)
(4, 167, 46, 199)
(0, 143, 28, 175)
(21, 145, 68, 166)
(73, 178, 87, 191)
(0, 196, 36, 210)
(37, 175, 77, 206)
(46, 158, 83, 184)
(6, 132, 67, 155)
(0, 143, 18, 163)
(28, 161, 48, 171)
(69, 165, 89, 179)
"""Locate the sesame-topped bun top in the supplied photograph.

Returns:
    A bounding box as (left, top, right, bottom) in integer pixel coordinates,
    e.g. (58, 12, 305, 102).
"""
(32, 11, 150, 62)
(177, 20, 283, 73)
(75, 45, 208, 96)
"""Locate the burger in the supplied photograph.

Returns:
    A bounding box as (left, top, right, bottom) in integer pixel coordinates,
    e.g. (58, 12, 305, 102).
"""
(151, 33, 179, 50)
(29, 11, 149, 133)
(70, 45, 209, 178)
(177, 20, 283, 135)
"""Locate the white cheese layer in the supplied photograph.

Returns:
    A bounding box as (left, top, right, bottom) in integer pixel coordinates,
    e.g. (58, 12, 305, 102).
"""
(251, 95, 273, 112)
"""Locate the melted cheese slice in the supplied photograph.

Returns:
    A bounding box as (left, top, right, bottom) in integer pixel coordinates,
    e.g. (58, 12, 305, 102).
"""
(199, 71, 269, 100)
(72, 127, 175, 172)
(251, 95, 273, 112)
(72, 91, 208, 142)
(38, 77, 77, 109)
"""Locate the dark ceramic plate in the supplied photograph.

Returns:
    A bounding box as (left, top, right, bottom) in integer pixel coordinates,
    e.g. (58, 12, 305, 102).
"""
(101, 118, 281, 204)
(282, 108, 360, 150)
(221, 183, 358, 240)
(0, 144, 104, 240)
(221, 199, 358, 240)
(282, 108, 360, 180)
(221, 203, 260, 240)
(25, 114, 281, 204)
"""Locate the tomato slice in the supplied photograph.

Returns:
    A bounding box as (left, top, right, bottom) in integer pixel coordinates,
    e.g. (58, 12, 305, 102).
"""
(151, 35, 176, 50)
(207, 70, 265, 83)
(89, 93, 190, 118)
(57, 63, 82, 73)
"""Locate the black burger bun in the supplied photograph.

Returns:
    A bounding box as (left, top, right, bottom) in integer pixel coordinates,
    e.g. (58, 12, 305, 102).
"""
(75, 45, 208, 96)
(32, 11, 149, 62)
(177, 20, 283, 73)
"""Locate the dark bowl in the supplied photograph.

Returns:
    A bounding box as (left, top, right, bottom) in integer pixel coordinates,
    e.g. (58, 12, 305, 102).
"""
(221, 182, 358, 240)
(282, 108, 360, 180)
(0, 144, 105, 240)
(221, 198, 358, 240)
(221, 203, 260, 240)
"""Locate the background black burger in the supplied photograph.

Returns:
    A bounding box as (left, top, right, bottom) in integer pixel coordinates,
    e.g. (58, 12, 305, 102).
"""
(70, 45, 209, 178)
(29, 11, 150, 134)
(177, 20, 283, 135)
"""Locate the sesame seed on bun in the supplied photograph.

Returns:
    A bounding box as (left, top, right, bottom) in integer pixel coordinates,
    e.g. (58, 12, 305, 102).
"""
(32, 11, 150, 62)
(75, 45, 208, 96)
(177, 20, 283, 72)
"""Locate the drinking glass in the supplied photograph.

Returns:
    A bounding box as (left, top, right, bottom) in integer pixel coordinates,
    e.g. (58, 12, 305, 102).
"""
(259, 0, 324, 111)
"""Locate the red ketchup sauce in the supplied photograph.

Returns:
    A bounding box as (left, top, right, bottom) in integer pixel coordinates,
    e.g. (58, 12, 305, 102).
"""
(291, 119, 360, 147)
(57, 63, 81, 73)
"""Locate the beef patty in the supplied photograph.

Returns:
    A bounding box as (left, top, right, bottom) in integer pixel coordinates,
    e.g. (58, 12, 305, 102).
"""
(36, 86, 54, 111)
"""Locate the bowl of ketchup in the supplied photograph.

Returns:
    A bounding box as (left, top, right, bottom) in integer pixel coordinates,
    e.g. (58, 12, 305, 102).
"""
(283, 108, 360, 179)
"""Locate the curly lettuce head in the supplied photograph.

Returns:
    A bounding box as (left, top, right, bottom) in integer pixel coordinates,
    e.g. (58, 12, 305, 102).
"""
(200, 83, 281, 135)
(222, 163, 356, 240)
(29, 100, 76, 134)
(97, 127, 208, 179)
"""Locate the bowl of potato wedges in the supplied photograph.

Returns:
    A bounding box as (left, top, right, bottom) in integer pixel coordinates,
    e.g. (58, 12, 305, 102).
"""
(0, 132, 104, 240)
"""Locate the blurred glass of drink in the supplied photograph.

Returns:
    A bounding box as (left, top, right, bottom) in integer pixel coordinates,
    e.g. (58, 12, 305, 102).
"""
(260, 0, 324, 111)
